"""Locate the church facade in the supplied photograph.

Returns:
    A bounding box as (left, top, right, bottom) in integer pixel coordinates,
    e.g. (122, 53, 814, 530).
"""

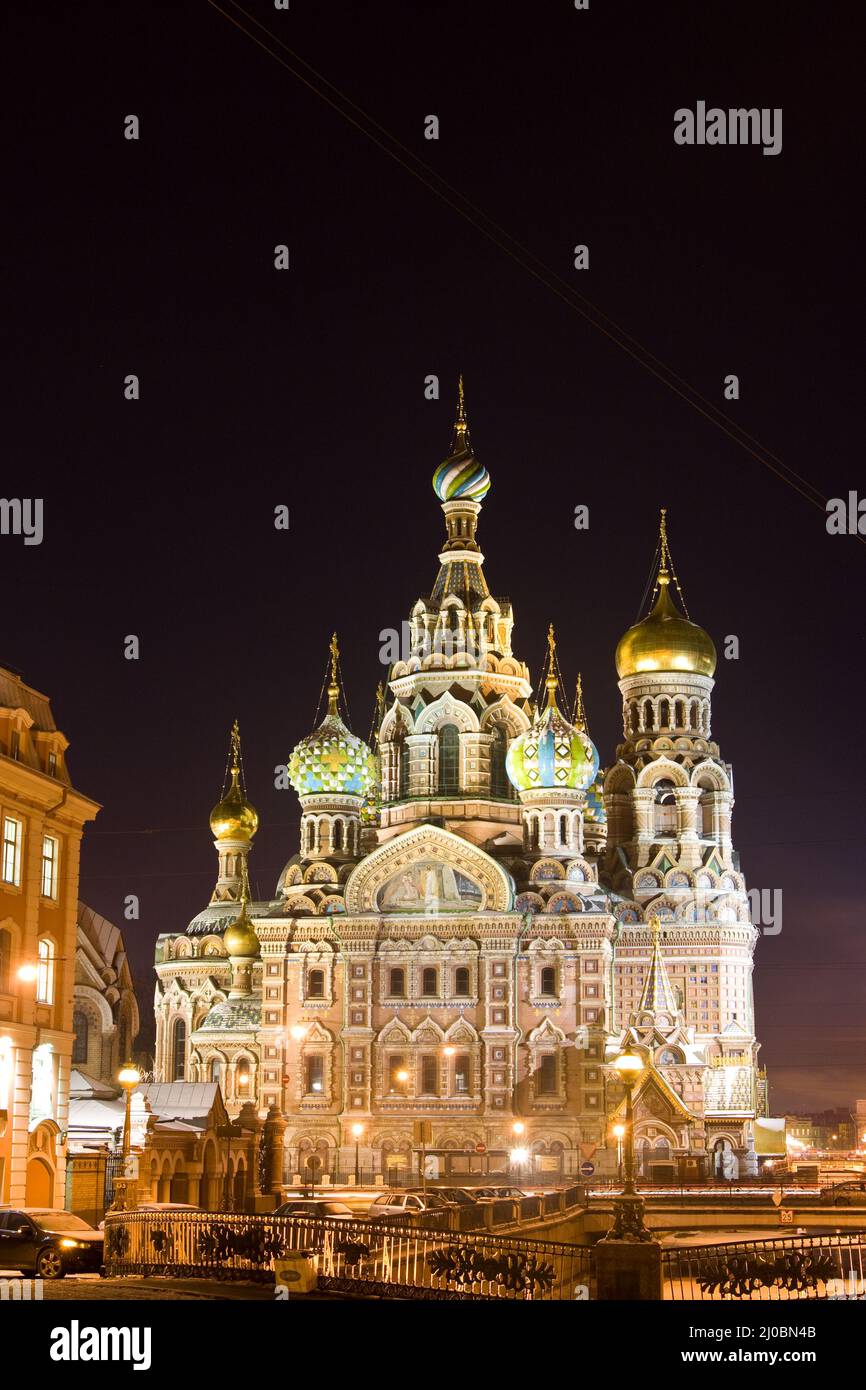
(154, 385, 763, 1185)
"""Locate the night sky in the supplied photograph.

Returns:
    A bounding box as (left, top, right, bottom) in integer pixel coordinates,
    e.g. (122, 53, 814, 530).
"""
(6, 1, 863, 1112)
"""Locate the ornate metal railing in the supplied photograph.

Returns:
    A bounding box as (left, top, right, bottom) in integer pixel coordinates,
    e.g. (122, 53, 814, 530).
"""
(103, 1211, 592, 1300)
(663, 1230, 866, 1300)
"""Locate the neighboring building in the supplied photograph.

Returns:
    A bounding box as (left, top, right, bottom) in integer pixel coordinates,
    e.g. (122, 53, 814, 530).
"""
(0, 666, 99, 1206)
(785, 1109, 856, 1152)
(73, 901, 140, 1089)
(154, 385, 764, 1183)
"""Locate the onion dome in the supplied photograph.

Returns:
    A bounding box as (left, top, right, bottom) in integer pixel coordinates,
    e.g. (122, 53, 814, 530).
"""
(209, 720, 259, 841)
(506, 628, 599, 793)
(222, 883, 260, 958)
(288, 634, 376, 798)
(432, 375, 491, 502)
(616, 511, 716, 679)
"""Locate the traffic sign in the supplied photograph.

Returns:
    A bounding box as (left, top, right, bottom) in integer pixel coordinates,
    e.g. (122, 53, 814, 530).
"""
(305, 1155, 322, 1171)
(475, 1143, 487, 1154)
(579, 1161, 595, 1177)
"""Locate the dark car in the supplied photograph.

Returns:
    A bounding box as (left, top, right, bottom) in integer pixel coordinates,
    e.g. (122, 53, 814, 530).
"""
(473, 1186, 528, 1199)
(0, 1208, 104, 1279)
(430, 1187, 479, 1206)
(367, 1191, 454, 1221)
(274, 1200, 355, 1220)
(822, 1180, 866, 1206)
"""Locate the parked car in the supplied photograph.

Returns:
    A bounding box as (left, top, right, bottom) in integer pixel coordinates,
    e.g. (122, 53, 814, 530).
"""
(822, 1180, 866, 1206)
(274, 1200, 355, 1220)
(367, 1191, 454, 1221)
(0, 1208, 104, 1279)
(473, 1186, 528, 1199)
(429, 1187, 479, 1206)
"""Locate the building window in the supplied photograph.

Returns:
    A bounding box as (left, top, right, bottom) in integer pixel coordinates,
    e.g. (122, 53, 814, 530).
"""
(41, 834, 59, 899)
(388, 967, 406, 998)
(10, 731, 20, 760)
(72, 1009, 88, 1064)
(307, 967, 325, 999)
(540, 965, 556, 996)
(36, 938, 55, 1004)
(437, 724, 460, 795)
(47, 750, 57, 776)
(236, 1056, 252, 1096)
(421, 966, 438, 997)
(388, 1054, 407, 1092)
(2, 815, 22, 887)
(538, 1053, 558, 1095)
(420, 1055, 438, 1095)
(0, 927, 10, 991)
(489, 726, 510, 799)
(172, 1019, 186, 1080)
(305, 1054, 325, 1094)
(453, 1053, 470, 1094)
(454, 966, 471, 997)
(209, 1057, 223, 1084)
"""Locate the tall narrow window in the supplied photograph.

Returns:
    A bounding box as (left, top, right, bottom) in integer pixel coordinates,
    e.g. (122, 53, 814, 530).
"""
(305, 1054, 324, 1094)
(388, 1055, 407, 1091)
(236, 1056, 252, 1096)
(559, 814, 568, 845)
(72, 1009, 88, 1064)
(0, 927, 11, 991)
(421, 966, 438, 997)
(454, 966, 470, 997)
(538, 1053, 558, 1095)
(307, 968, 325, 999)
(420, 1055, 438, 1095)
(489, 726, 509, 798)
(41, 834, 59, 899)
(47, 750, 57, 776)
(437, 724, 460, 795)
(36, 938, 55, 1004)
(389, 967, 405, 998)
(10, 731, 20, 760)
(209, 1057, 223, 1084)
(333, 821, 344, 852)
(172, 1019, 186, 1080)
(398, 736, 409, 798)
(2, 816, 22, 887)
(540, 965, 557, 996)
(454, 1053, 470, 1094)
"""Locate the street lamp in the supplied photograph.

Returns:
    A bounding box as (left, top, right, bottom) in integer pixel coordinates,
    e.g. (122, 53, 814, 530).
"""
(290, 1024, 308, 1042)
(16, 963, 38, 983)
(352, 1122, 364, 1184)
(604, 1049, 650, 1242)
(109, 1062, 141, 1213)
(612, 1122, 626, 1183)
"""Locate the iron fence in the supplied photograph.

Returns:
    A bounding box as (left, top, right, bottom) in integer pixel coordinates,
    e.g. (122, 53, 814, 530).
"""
(663, 1230, 866, 1300)
(103, 1210, 592, 1300)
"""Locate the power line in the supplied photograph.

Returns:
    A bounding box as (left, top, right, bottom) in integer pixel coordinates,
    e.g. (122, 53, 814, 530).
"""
(205, 0, 864, 545)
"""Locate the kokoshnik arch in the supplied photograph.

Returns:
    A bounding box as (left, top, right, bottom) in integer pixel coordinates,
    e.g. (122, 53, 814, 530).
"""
(154, 383, 763, 1183)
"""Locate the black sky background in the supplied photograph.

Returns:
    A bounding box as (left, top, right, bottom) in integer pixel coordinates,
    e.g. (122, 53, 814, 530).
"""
(4, 1, 863, 1112)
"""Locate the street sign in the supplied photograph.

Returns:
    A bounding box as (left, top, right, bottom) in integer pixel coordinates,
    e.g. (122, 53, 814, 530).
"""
(474, 1143, 487, 1154)
(779, 1207, 794, 1224)
(305, 1155, 322, 1171)
(579, 1143, 597, 1160)
(579, 1161, 595, 1177)
(413, 1120, 432, 1144)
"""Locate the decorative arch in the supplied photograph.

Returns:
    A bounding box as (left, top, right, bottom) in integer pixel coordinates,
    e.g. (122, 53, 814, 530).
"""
(413, 691, 479, 735)
(343, 824, 513, 914)
(636, 758, 690, 790)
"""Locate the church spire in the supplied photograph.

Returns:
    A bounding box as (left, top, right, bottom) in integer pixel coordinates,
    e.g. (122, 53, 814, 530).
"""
(544, 623, 562, 710)
(638, 915, 680, 1015)
(572, 673, 589, 734)
(327, 632, 341, 716)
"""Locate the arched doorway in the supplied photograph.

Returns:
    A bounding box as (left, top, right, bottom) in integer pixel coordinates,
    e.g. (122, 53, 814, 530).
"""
(712, 1137, 739, 1179)
(25, 1156, 54, 1206)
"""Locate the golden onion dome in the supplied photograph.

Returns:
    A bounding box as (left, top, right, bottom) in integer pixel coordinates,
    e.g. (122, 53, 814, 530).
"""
(223, 904, 260, 958)
(209, 767, 259, 842)
(616, 573, 716, 679)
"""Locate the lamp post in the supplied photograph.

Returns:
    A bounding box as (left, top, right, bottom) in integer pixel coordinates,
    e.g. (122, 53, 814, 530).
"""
(109, 1062, 141, 1213)
(352, 1122, 364, 1184)
(612, 1123, 626, 1183)
(604, 1050, 650, 1242)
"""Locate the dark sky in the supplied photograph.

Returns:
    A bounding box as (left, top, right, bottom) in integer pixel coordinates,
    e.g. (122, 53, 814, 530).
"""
(6, 1, 863, 1113)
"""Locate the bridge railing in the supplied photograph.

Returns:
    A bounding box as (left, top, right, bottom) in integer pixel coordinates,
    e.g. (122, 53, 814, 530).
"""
(662, 1230, 866, 1300)
(103, 1210, 593, 1300)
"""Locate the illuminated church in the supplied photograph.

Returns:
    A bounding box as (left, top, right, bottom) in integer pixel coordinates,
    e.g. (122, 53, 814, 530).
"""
(154, 383, 763, 1185)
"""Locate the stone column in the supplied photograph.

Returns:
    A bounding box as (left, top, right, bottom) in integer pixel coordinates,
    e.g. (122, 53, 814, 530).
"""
(674, 787, 702, 867)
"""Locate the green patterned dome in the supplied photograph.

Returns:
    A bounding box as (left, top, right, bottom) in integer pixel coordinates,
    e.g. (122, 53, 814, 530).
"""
(506, 702, 598, 793)
(289, 712, 376, 798)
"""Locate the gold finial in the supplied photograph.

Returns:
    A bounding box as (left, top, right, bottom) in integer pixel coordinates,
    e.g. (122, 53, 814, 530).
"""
(545, 623, 560, 706)
(450, 373, 471, 452)
(573, 673, 587, 731)
(375, 681, 385, 716)
(229, 718, 241, 776)
(648, 911, 661, 939)
(658, 508, 670, 582)
(327, 632, 341, 715)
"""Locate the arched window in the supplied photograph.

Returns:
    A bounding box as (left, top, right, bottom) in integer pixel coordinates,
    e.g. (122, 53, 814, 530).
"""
(307, 968, 325, 998)
(437, 724, 460, 795)
(209, 1056, 223, 1084)
(72, 1010, 88, 1064)
(674, 699, 685, 728)
(653, 779, 677, 835)
(235, 1056, 251, 1097)
(172, 1019, 187, 1081)
(538, 1053, 558, 1095)
(0, 927, 11, 991)
(333, 820, 344, 852)
(659, 699, 670, 728)
(489, 726, 509, 799)
(528, 817, 539, 851)
(454, 966, 470, 997)
(644, 701, 655, 731)
(540, 965, 557, 996)
(421, 966, 438, 997)
(559, 814, 569, 845)
(389, 967, 406, 998)
(306, 821, 315, 853)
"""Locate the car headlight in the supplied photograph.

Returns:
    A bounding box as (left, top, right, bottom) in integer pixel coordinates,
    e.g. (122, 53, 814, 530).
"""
(59, 1238, 84, 1248)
